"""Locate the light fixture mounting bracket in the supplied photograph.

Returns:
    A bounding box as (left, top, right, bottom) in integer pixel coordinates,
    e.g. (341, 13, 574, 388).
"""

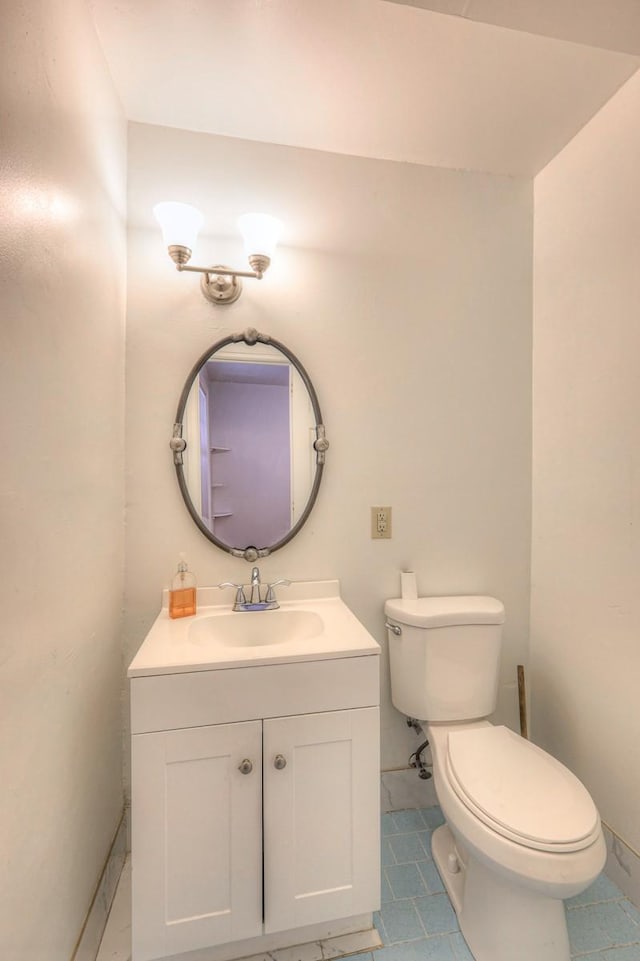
(200, 267, 243, 305)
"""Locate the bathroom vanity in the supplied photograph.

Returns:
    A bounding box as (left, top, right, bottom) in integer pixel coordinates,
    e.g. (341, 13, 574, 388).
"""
(129, 581, 381, 961)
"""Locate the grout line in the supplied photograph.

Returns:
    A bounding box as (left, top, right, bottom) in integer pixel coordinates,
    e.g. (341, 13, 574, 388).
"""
(566, 896, 627, 910)
(411, 897, 429, 940)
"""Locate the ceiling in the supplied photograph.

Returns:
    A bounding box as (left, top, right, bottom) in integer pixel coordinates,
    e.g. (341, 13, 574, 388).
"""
(388, 0, 640, 56)
(89, 0, 640, 177)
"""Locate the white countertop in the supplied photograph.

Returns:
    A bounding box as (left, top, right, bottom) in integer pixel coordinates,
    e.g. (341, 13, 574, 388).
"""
(128, 580, 380, 677)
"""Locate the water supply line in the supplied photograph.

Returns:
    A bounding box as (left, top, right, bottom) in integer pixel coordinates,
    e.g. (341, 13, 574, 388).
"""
(406, 718, 432, 780)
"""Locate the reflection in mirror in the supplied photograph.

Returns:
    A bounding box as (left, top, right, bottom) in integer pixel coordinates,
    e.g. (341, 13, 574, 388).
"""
(172, 329, 328, 561)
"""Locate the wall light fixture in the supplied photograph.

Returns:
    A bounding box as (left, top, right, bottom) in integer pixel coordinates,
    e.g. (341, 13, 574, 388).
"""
(154, 201, 283, 305)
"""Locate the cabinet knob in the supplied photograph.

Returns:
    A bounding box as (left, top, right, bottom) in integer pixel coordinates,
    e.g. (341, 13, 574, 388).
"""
(274, 754, 287, 770)
(238, 759, 253, 775)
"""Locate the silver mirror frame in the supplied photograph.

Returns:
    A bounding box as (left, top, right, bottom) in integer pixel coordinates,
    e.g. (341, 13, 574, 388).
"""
(171, 327, 329, 562)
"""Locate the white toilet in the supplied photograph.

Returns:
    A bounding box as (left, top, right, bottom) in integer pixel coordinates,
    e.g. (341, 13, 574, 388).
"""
(385, 595, 606, 961)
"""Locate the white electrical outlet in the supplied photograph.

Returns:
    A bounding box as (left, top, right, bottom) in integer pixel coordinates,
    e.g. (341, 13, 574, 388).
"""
(371, 506, 392, 539)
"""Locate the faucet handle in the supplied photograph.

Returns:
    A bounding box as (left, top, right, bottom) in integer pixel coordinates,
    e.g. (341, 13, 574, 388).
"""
(265, 579, 291, 604)
(217, 582, 247, 605)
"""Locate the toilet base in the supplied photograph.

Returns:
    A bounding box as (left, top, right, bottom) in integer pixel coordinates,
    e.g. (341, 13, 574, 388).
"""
(431, 824, 571, 961)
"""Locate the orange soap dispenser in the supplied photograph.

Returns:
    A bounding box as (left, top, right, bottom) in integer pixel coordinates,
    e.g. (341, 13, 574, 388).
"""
(169, 554, 197, 619)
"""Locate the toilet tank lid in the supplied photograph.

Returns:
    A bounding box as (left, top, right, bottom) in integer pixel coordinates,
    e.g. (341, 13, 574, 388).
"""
(384, 595, 505, 628)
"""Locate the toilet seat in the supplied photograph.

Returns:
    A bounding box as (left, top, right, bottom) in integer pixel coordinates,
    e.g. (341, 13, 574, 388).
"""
(445, 726, 600, 853)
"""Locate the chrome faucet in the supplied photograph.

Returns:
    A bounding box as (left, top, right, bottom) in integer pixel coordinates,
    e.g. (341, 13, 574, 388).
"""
(249, 566, 261, 605)
(218, 566, 291, 611)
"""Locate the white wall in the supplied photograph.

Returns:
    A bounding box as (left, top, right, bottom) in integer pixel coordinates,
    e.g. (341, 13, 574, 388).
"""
(0, 2, 127, 958)
(532, 71, 640, 855)
(125, 122, 532, 777)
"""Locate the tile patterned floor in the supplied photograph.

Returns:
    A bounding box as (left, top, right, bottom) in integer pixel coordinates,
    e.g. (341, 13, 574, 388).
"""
(348, 807, 640, 961)
(97, 806, 640, 961)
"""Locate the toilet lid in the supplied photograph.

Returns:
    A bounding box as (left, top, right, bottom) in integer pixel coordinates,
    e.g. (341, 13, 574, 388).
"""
(446, 726, 600, 852)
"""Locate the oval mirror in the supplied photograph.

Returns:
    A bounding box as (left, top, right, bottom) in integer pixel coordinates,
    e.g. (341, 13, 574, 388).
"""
(170, 328, 329, 562)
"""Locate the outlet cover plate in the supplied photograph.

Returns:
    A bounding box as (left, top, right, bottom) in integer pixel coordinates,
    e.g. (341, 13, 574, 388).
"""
(371, 506, 392, 539)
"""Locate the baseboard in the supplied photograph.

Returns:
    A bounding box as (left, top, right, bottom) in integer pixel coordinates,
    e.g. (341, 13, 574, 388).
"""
(161, 913, 380, 961)
(380, 768, 438, 812)
(603, 821, 640, 909)
(71, 809, 128, 961)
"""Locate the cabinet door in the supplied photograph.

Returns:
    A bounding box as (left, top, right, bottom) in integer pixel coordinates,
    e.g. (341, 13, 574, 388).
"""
(132, 721, 262, 961)
(263, 707, 380, 933)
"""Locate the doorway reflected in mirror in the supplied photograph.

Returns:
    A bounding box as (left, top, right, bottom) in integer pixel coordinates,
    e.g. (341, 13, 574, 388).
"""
(173, 330, 327, 560)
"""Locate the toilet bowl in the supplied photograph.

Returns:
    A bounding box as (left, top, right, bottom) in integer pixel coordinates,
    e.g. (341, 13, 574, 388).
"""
(384, 595, 606, 961)
(428, 720, 605, 961)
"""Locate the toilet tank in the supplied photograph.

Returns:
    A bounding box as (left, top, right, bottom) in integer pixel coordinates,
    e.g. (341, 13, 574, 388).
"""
(384, 595, 505, 722)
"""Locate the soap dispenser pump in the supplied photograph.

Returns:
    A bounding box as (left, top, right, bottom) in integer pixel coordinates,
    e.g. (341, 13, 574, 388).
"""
(169, 554, 197, 619)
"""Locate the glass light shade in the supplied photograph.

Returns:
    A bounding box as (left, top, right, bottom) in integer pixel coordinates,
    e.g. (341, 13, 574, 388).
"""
(237, 212, 283, 259)
(153, 201, 204, 252)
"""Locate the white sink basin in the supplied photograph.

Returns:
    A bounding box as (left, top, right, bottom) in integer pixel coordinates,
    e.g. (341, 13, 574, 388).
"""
(127, 581, 381, 676)
(188, 609, 324, 648)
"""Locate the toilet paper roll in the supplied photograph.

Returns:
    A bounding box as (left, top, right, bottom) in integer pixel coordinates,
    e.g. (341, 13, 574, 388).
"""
(400, 571, 418, 600)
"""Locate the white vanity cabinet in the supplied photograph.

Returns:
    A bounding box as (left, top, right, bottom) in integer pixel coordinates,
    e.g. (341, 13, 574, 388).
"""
(263, 707, 379, 934)
(130, 651, 380, 961)
(131, 719, 263, 959)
